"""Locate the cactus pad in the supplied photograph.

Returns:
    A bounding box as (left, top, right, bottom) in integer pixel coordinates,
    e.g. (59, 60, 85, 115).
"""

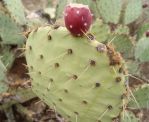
(91, 19, 110, 42)
(0, 11, 25, 44)
(55, 0, 67, 19)
(135, 37, 149, 62)
(109, 34, 134, 59)
(137, 23, 149, 40)
(26, 26, 126, 122)
(123, 0, 142, 25)
(97, 0, 122, 24)
(2, 0, 26, 24)
(0, 46, 15, 70)
(128, 84, 149, 109)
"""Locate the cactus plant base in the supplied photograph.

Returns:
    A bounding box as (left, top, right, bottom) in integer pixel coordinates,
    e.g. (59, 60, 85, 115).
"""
(26, 26, 126, 122)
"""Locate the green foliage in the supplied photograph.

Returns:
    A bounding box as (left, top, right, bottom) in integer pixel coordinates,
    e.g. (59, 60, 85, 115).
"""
(135, 37, 149, 62)
(128, 84, 149, 109)
(0, 11, 25, 45)
(2, 0, 26, 25)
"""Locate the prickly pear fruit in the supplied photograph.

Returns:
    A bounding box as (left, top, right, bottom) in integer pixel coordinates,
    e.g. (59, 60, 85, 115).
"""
(64, 3, 92, 36)
(146, 31, 149, 37)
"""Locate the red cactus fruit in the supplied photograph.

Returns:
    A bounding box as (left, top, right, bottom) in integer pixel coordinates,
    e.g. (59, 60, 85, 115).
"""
(142, 3, 148, 8)
(146, 31, 149, 37)
(64, 3, 92, 36)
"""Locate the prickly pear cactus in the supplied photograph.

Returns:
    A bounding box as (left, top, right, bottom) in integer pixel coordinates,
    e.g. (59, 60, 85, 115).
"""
(137, 23, 149, 40)
(128, 84, 149, 109)
(2, 0, 26, 24)
(109, 34, 134, 59)
(97, 0, 122, 24)
(135, 36, 149, 62)
(123, 0, 142, 25)
(91, 19, 110, 42)
(55, 0, 67, 19)
(0, 11, 25, 44)
(0, 46, 15, 70)
(26, 26, 127, 122)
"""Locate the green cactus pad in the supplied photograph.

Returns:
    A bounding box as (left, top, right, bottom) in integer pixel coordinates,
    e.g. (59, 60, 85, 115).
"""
(123, 0, 142, 25)
(2, 0, 26, 24)
(128, 84, 149, 109)
(97, 0, 122, 24)
(55, 0, 67, 19)
(91, 19, 110, 42)
(109, 34, 134, 59)
(113, 25, 129, 35)
(0, 60, 8, 93)
(0, 11, 25, 44)
(121, 110, 139, 122)
(0, 46, 15, 70)
(126, 60, 139, 75)
(137, 23, 149, 40)
(26, 26, 126, 122)
(135, 37, 149, 62)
